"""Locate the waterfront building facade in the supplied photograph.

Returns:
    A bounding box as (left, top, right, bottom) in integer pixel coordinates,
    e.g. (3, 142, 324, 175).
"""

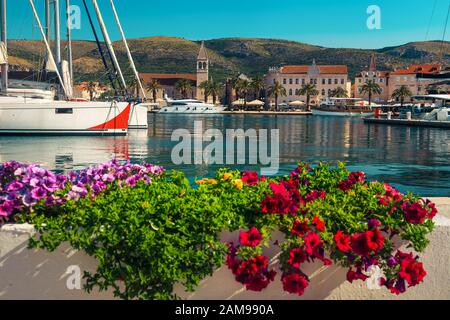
(264, 60, 351, 105)
(355, 55, 449, 103)
(354, 55, 390, 103)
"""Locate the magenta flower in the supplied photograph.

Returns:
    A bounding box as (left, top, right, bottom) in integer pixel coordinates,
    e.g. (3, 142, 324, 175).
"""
(31, 187, 47, 200)
(0, 201, 14, 217)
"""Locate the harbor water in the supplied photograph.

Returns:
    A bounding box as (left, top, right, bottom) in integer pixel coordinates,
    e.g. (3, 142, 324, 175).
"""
(0, 114, 449, 197)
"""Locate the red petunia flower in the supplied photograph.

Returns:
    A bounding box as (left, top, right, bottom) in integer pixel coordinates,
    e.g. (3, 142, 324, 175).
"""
(334, 230, 352, 253)
(401, 202, 428, 224)
(291, 220, 309, 237)
(396, 251, 427, 287)
(312, 216, 326, 232)
(304, 232, 322, 256)
(241, 171, 260, 186)
(239, 227, 263, 247)
(287, 247, 307, 269)
(282, 272, 309, 296)
(351, 229, 384, 257)
(346, 268, 369, 283)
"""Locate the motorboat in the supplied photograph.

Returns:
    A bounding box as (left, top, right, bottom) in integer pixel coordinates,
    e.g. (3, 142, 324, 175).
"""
(159, 99, 225, 114)
(312, 98, 375, 117)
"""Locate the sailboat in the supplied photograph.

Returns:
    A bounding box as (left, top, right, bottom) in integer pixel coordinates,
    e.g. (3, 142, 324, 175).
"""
(0, 0, 142, 135)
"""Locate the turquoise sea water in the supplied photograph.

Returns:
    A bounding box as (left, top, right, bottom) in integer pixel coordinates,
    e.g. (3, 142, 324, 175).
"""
(0, 114, 449, 197)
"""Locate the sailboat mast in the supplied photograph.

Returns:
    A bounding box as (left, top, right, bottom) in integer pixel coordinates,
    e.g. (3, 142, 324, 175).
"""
(54, 0, 61, 67)
(45, 0, 51, 42)
(1, 0, 7, 94)
(91, 0, 127, 92)
(109, 0, 146, 99)
(66, 0, 73, 80)
(28, 0, 68, 97)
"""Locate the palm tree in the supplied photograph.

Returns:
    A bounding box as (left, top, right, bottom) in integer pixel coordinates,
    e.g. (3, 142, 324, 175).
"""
(235, 79, 250, 109)
(84, 81, 97, 101)
(359, 80, 382, 106)
(230, 75, 242, 101)
(175, 79, 192, 99)
(208, 81, 223, 105)
(127, 77, 144, 98)
(391, 85, 413, 107)
(250, 76, 265, 100)
(330, 87, 348, 98)
(146, 79, 161, 103)
(198, 80, 211, 102)
(299, 84, 319, 111)
(268, 81, 287, 111)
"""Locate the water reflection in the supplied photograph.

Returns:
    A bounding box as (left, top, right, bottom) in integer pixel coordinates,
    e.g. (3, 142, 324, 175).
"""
(0, 114, 449, 196)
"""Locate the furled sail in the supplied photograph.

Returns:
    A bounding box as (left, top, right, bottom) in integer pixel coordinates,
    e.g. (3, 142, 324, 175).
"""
(0, 41, 7, 64)
(61, 60, 73, 98)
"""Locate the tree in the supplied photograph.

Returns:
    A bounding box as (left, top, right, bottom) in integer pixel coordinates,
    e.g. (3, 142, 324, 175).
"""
(84, 81, 97, 101)
(250, 76, 265, 100)
(175, 79, 192, 99)
(330, 87, 348, 98)
(391, 85, 413, 107)
(208, 81, 223, 105)
(299, 84, 319, 112)
(146, 79, 161, 103)
(359, 80, 382, 106)
(268, 81, 287, 111)
(235, 79, 250, 109)
(198, 80, 211, 102)
(127, 76, 145, 98)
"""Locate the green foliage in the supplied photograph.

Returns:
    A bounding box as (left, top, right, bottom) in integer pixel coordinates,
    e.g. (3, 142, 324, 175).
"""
(21, 163, 435, 300)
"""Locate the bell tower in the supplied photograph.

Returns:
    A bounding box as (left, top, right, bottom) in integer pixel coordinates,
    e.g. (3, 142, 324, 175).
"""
(196, 41, 209, 101)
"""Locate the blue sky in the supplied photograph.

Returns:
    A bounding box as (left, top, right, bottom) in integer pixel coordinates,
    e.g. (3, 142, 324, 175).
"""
(7, 0, 450, 49)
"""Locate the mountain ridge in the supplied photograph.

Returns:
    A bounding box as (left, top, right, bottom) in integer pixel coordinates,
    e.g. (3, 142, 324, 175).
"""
(6, 36, 450, 83)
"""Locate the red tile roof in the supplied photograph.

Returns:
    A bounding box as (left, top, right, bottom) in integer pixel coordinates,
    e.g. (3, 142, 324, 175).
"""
(140, 73, 197, 81)
(390, 64, 441, 75)
(281, 65, 348, 74)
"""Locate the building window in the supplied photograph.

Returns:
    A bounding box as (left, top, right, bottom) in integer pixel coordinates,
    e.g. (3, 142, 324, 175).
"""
(198, 62, 202, 69)
(341, 79, 345, 85)
(322, 79, 326, 85)
(295, 79, 299, 84)
(283, 79, 286, 84)
(334, 79, 338, 85)
(302, 79, 305, 85)
(321, 89, 325, 96)
(289, 79, 293, 85)
(295, 89, 300, 95)
(328, 79, 332, 85)
(380, 79, 383, 83)
(289, 89, 293, 95)
(328, 89, 332, 96)
(273, 79, 276, 84)
(203, 62, 207, 69)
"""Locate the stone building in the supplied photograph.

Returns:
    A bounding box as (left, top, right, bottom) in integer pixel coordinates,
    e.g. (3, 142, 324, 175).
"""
(264, 60, 351, 105)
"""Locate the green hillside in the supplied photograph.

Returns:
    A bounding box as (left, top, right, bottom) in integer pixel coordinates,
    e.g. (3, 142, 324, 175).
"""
(6, 37, 450, 84)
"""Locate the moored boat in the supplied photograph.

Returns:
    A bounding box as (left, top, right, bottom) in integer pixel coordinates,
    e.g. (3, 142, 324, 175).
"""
(312, 98, 375, 117)
(159, 99, 225, 114)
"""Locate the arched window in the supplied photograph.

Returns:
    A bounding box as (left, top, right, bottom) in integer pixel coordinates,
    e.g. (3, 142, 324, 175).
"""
(321, 89, 326, 96)
(203, 62, 207, 69)
(289, 89, 293, 96)
(198, 62, 203, 70)
(328, 89, 332, 96)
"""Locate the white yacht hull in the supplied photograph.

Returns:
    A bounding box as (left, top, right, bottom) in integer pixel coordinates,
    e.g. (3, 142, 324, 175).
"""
(312, 109, 374, 117)
(159, 105, 225, 114)
(129, 103, 149, 129)
(0, 98, 131, 136)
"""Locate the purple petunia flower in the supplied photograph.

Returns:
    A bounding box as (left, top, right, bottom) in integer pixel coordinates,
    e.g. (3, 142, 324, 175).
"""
(31, 187, 47, 200)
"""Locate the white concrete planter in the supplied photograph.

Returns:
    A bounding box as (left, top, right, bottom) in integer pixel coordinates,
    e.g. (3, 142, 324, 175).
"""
(1, 214, 450, 300)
